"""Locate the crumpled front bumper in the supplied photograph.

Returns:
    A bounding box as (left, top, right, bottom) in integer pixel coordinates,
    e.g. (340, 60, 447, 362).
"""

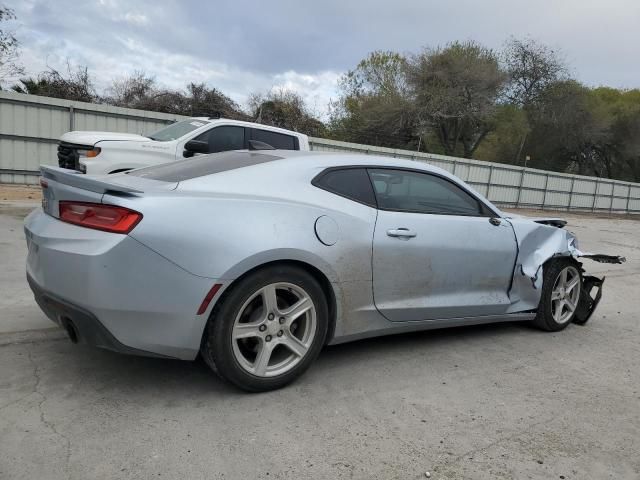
(573, 275, 605, 325)
(506, 216, 625, 315)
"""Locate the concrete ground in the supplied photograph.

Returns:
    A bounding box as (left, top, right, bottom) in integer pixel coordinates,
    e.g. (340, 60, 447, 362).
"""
(1, 200, 639, 480)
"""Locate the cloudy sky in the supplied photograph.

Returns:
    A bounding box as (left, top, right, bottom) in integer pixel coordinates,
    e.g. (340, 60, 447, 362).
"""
(7, 0, 640, 117)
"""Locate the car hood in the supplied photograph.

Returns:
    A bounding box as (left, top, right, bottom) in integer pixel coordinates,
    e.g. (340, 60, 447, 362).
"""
(60, 131, 151, 146)
(504, 213, 567, 228)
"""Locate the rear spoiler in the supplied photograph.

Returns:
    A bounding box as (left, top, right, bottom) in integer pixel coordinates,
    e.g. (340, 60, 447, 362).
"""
(40, 166, 143, 195)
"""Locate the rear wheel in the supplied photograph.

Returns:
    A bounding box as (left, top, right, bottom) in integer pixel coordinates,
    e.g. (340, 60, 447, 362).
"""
(201, 265, 328, 392)
(533, 259, 582, 331)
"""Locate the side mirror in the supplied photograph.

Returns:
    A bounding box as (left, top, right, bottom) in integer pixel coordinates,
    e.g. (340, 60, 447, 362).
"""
(183, 140, 209, 157)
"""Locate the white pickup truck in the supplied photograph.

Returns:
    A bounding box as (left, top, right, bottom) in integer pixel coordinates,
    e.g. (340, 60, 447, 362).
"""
(57, 117, 310, 174)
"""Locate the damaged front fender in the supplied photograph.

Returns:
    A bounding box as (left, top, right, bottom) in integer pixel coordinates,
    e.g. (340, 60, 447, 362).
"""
(504, 217, 625, 319)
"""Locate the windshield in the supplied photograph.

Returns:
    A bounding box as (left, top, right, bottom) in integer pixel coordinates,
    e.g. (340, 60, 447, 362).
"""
(147, 119, 210, 141)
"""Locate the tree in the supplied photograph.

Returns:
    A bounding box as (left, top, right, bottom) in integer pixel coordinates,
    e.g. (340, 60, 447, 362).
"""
(104, 72, 249, 119)
(106, 71, 157, 109)
(328, 51, 417, 149)
(501, 37, 568, 164)
(405, 41, 507, 158)
(525, 81, 611, 175)
(590, 87, 640, 181)
(340, 50, 408, 98)
(502, 37, 567, 107)
(248, 88, 325, 136)
(474, 104, 529, 164)
(184, 82, 248, 120)
(11, 64, 96, 102)
(0, 6, 23, 86)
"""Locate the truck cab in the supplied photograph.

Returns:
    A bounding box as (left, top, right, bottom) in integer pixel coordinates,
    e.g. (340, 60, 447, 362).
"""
(57, 117, 310, 175)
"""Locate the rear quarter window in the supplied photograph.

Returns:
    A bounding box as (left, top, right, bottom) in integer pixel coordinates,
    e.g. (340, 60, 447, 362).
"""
(250, 129, 298, 150)
(312, 168, 377, 207)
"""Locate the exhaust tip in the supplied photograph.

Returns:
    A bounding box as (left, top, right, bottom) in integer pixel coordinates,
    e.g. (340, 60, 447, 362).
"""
(61, 318, 79, 344)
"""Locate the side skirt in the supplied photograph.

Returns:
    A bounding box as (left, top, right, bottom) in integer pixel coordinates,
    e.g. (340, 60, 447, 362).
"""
(328, 312, 536, 345)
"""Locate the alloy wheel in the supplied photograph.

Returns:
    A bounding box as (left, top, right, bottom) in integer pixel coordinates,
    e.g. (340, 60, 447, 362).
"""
(550, 265, 581, 324)
(231, 282, 317, 377)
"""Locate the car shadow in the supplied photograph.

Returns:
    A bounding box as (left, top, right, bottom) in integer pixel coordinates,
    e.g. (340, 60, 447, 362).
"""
(43, 320, 537, 400)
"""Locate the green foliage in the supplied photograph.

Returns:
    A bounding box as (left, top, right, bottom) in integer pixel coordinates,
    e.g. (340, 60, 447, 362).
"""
(6, 23, 640, 182)
(502, 36, 567, 107)
(248, 88, 325, 136)
(405, 41, 507, 158)
(328, 51, 417, 148)
(12, 65, 96, 102)
(328, 40, 640, 182)
(523, 81, 609, 173)
(339, 50, 408, 98)
(475, 105, 529, 164)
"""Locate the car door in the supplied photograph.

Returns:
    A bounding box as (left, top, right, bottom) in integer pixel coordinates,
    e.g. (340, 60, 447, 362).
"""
(369, 168, 518, 322)
(181, 125, 247, 157)
(207, 125, 246, 153)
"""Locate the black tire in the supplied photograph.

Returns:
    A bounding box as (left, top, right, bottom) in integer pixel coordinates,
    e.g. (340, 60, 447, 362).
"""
(533, 258, 582, 332)
(200, 265, 328, 392)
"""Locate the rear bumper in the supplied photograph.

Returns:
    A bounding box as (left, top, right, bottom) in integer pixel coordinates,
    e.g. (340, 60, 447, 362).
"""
(24, 209, 219, 360)
(28, 274, 169, 358)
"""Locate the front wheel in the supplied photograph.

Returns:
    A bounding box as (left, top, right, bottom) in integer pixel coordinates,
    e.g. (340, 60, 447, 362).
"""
(200, 265, 328, 392)
(533, 259, 582, 331)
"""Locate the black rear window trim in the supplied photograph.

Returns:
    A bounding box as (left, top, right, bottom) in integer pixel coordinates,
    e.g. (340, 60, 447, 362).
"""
(311, 166, 378, 208)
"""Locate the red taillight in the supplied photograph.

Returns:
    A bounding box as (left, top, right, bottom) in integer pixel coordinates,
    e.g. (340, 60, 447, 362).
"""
(39, 178, 48, 188)
(58, 201, 142, 234)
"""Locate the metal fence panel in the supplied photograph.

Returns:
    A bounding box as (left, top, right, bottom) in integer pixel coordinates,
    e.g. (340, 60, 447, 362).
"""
(1, 93, 639, 214)
(571, 193, 594, 209)
(573, 179, 597, 194)
(0, 91, 185, 183)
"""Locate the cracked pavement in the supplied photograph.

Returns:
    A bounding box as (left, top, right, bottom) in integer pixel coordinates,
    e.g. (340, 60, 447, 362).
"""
(1, 204, 639, 479)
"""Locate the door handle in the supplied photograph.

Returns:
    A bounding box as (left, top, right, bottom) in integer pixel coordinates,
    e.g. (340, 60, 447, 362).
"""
(387, 228, 417, 238)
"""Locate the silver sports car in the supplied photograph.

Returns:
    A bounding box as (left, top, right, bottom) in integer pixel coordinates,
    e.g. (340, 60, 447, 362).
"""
(25, 150, 624, 391)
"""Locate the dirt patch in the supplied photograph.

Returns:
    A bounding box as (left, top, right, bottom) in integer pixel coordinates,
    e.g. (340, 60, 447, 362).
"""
(0, 184, 41, 202)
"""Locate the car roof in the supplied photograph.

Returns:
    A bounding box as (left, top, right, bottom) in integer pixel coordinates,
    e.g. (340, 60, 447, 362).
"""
(159, 149, 502, 216)
(188, 118, 309, 138)
(250, 149, 453, 176)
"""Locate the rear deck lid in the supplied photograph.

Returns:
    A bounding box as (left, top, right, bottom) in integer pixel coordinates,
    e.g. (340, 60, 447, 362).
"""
(39, 166, 176, 218)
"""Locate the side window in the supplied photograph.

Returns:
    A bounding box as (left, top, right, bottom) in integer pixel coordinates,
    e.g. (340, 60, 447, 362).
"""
(313, 168, 376, 207)
(368, 168, 484, 216)
(195, 126, 245, 153)
(250, 128, 297, 150)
